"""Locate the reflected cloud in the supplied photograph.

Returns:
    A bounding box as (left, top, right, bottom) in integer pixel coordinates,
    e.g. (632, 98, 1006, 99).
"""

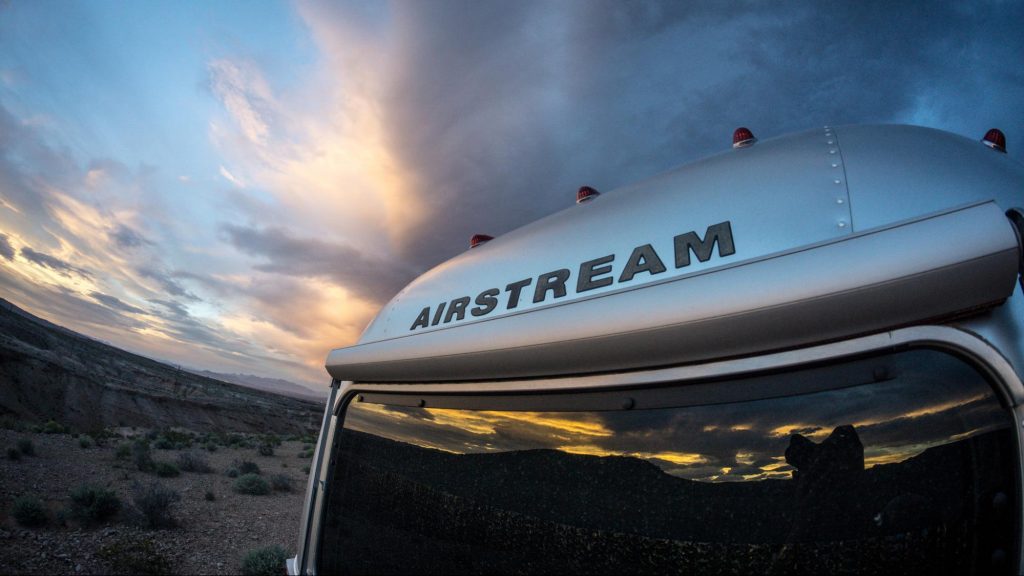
(344, 350, 1011, 483)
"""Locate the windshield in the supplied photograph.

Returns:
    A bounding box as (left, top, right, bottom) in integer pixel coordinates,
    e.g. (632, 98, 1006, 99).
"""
(318, 348, 1017, 574)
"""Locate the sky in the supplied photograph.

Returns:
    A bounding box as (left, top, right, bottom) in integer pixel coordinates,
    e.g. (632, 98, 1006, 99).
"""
(0, 1, 1022, 391)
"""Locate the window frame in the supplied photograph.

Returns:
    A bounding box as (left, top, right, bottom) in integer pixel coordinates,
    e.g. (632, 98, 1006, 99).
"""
(299, 325, 1024, 575)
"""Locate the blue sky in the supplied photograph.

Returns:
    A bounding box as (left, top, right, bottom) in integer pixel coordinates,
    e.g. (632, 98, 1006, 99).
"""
(0, 1, 1022, 390)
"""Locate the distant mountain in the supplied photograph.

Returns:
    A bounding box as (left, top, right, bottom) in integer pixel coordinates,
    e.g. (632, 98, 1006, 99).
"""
(193, 370, 327, 402)
(0, 298, 322, 434)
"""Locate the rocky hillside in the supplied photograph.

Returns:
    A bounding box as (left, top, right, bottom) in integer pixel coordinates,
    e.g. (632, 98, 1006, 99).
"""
(0, 299, 323, 435)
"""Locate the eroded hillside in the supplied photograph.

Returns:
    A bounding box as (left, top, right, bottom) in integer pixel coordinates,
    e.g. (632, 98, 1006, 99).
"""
(0, 299, 322, 435)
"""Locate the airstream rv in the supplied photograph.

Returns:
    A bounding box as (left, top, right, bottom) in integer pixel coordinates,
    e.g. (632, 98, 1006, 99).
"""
(291, 124, 1024, 575)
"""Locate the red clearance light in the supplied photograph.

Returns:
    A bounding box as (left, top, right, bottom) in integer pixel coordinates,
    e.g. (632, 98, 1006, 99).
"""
(469, 234, 493, 248)
(576, 185, 600, 204)
(733, 127, 757, 148)
(982, 128, 1007, 153)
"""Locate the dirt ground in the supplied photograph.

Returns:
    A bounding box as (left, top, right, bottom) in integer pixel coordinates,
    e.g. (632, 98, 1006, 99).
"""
(0, 428, 314, 574)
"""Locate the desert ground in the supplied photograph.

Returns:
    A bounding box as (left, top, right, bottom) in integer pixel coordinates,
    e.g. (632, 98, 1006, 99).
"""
(0, 425, 315, 575)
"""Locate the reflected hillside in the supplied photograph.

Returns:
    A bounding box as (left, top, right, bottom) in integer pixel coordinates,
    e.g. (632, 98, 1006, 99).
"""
(322, 425, 1015, 575)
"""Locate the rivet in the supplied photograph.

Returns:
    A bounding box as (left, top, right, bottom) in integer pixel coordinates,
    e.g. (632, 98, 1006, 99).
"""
(417, 399, 426, 408)
(829, 149, 837, 154)
(621, 398, 635, 410)
(836, 198, 844, 204)
(838, 220, 847, 228)
(834, 179, 842, 184)
(355, 395, 364, 402)
(831, 163, 839, 168)
(827, 140, 834, 145)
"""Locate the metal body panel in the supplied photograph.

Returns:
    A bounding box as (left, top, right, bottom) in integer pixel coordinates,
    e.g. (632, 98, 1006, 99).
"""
(326, 202, 1018, 382)
(303, 327, 1024, 574)
(327, 124, 1024, 384)
(361, 125, 853, 343)
(838, 125, 1024, 232)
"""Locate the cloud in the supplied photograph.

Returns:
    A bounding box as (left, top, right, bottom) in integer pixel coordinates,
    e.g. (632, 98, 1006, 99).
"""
(207, 59, 274, 147)
(19, 247, 92, 278)
(0, 232, 13, 260)
(137, 266, 200, 301)
(109, 224, 151, 249)
(219, 165, 245, 188)
(89, 291, 146, 315)
(221, 223, 417, 303)
(291, 0, 1024, 271)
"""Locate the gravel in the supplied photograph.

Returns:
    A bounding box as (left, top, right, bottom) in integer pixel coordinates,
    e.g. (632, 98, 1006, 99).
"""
(0, 429, 313, 574)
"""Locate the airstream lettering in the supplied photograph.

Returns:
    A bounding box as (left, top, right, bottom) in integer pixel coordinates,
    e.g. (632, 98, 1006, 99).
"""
(409, 220, 735, 331)
(291, 125, 1024, 575)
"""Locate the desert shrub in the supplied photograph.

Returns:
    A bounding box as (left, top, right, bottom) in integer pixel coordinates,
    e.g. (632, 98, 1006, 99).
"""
(281, 462, 288, 468)
(72, 432, 80, 438)
(0, 415, 24, 430)
(131, 481, 179, 528)
(297, 448, 314, 459)
(225, 467, 240, 478)
(12, 495, 47, 527)
(115, 443, 132, 460)
(98, 536, 172, 575)
(269, 474, 292, 492)
(257, 443, 274, 457)
(176, 451, 212, 473)
(241, 545, 287, 576)
(235, 459, 261, 475)
(262, 434, 282, 447)
(301, 465, 310, 474)
(204, 490, 216, 502)
(153, 461, 180, 478)
(7, 447, 21, 460)
(42, 419, 66, 434)
(69, 484, 121, 524)
(204, 442, 218, 452)
(153, 436, 174, 450)
(17, 438, 35, 456)
(79, 435, 94, 449)
(132, 439, 154, 472)
(145, 430, 159, 441)
(301, 443, 313, 451)
(233, 474, 270, 496)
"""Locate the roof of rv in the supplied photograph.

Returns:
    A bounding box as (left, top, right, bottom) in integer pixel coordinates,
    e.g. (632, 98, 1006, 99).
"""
(327, 124, 1024, 382)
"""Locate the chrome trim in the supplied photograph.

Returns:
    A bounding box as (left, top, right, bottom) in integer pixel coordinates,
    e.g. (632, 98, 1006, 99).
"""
(348, 326, 1024, 405)
(295, 379, 341, 576)
(302, 326, 1024, 573)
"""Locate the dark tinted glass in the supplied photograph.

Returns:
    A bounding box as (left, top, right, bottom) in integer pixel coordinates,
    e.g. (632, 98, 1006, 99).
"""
(318, 349, 1017, 575)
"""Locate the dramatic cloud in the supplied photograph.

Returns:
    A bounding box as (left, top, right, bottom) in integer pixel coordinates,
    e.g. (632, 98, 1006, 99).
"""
(293, 0, 1024, 266)
(221, 224, 417, 303)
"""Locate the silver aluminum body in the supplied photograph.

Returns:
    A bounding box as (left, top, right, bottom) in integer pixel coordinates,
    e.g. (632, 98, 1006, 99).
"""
(291, 124, 1024, 574)
(327, 124, 1024, 383)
